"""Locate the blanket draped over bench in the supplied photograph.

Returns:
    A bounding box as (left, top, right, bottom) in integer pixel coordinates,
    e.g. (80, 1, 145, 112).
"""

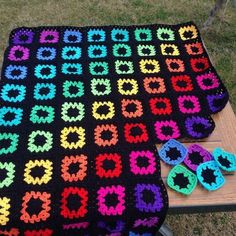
(0, 22, 228, 235)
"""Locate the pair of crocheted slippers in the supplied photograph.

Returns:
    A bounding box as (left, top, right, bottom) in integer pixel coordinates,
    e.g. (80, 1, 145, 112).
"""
(158, 139, 236, 195)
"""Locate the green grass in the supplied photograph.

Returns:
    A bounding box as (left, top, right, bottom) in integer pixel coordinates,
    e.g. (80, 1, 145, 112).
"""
(0, 0, 235, 235)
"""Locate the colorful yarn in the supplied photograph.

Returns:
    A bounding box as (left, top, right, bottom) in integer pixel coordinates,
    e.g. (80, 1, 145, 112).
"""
(124, 123, 149, 143)
(154, 120, 181, 141)
(62, 63, 82, 75)
(129, 150, 156, 175)
(33, 83, 56, 100)
(5, 65, 27, 80)
(89, 61, 109, 75)
(95, 153, 122, 178)
(62, 46, 81, 60)
(37, 47, 56, 60)
(0, 106, 23, 126)
(134, 28, 152, 41)
(30, 105, 55, 124)
(20, 191, 51, 223)
(61, 102, 85, 122)
(0, 22, 229, 234)
(196, 161, 225, 191)
(63, 29, 82, 43)
(92, 101, 115, 120)
(115, 60, 134, 74)
(156, 28, 175, 41)
(61, 155, 87, 182)
(158, 139, 187, 165)
(8, 45, 29, 61)
(1, 84, 26, 103)
(184, 144, 212, 171)
(111, 29, 129, 42)
(117, 79, 138, 95)
(134, 184, 164, 213)
(34, 64, 56, 79)
(12, 29, 34, 44)
(113, 44, 132, 57)
(0, 132, 19, 155)
(27, 130, 53, 152)
(24, 160, 53, 185)
(0, 197, 10, 225)
(97, 185, 125, 216)
(213, 147, 236, 172)
(88, 45, 107, 58)
(60, 187, 88, 219)
(139, 59, 160, 73)
(137, 44, 156, 56)
(94, 124, 118, 147)
(91, 78, 111, 96)
(63, 81, 84, 98)
(60, 126, 86, 149)
(0, 162, 15, 188)
(40, 30, 59, 43)
(167, 165, 197, 195)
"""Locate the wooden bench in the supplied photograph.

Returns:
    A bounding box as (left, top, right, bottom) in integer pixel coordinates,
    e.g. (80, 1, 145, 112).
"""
(158, 102, 236, 214)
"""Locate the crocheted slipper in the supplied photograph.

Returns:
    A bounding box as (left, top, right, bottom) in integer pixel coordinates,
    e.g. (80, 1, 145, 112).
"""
(213, 147, 236, 172)
(167, 165, 197, 195)
(158, 139, 187, 165)
(196, 161, 225, 191)
(184, 144, 212, 172)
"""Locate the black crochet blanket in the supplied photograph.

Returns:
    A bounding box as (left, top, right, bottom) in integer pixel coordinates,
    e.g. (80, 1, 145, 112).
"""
(0, 22, 228, 235)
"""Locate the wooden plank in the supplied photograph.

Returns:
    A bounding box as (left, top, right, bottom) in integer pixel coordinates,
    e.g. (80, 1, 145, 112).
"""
(159, 102, 236, 208)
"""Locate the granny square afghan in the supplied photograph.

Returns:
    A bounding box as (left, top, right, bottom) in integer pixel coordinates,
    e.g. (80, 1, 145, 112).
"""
(0, 22, 228, 235)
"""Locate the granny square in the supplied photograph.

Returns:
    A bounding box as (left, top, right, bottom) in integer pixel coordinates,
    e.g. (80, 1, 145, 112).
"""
(0, 22, 229, 235)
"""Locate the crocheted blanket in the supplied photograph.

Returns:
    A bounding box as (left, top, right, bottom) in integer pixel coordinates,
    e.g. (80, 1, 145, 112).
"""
(0, 22, 228, 235)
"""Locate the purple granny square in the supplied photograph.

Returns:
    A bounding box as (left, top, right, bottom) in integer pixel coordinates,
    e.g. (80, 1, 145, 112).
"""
(12, 29, 34, 44)
(184, 144, 212, 171)
(40, 30, 59, 43)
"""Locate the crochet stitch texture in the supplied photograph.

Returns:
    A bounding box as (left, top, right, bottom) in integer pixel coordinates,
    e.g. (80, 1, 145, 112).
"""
(0, 22, 229, 235)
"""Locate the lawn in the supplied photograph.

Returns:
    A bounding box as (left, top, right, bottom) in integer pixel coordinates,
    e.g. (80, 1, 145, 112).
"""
(0, 0, 235, 235)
